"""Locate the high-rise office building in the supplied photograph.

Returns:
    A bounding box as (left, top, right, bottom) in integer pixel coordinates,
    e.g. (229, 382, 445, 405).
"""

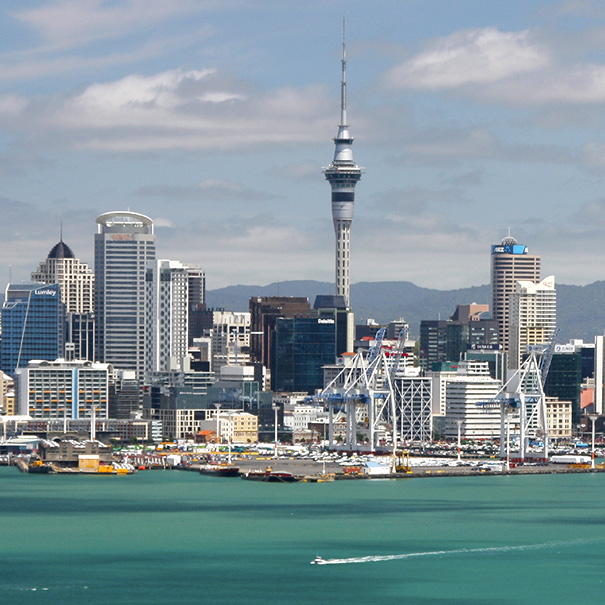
(145, 260, 196, 376)
(509, 276, 557, 370)
(1, 283, 65, 376)
(31, 238, 94, 314)
(272, 316, 336, 394)
(186, 266, 206, 346)
(490, 236, 540, 358)
(94, 211, 155, 377)
(249, 296, 311, 372)
(313, 295, 354, 356)
(419, 304, 499, 370)
(323, 33, 362, 308)
(544, 349, 581, 425)
(31, 237, 95, 361)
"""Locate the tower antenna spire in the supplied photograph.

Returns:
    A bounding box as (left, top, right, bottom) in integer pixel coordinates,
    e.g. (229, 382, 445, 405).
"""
(323, 22, 363, 314)
(341, 18, 347, 127)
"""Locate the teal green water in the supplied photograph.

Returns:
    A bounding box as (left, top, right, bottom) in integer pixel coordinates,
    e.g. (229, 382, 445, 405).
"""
(1, 467, 604, 604)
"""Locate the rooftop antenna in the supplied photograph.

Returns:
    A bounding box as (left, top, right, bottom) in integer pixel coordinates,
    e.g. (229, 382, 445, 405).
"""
(60, 220, 63, 242)
(341, 18, 347, 127)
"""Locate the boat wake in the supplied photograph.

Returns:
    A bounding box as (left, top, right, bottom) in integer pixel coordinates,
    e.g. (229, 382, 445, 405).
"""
(313, 538, 602, 565)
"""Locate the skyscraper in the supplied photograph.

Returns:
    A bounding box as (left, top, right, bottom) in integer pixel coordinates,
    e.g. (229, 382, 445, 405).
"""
(31, 237, 95, 361)
(1, 283, 65, 376)
(31, 238, 94, 314)
(490, 236, 540, 358)
(94, 211, 155, 377)
(145, 259, 194, 376)
(324, 30, 362, 308)
(272, 316, 337, 394)
(249, 296, 311, 371)
(186, 266, 206, 347)
(509, 276, 557, 370)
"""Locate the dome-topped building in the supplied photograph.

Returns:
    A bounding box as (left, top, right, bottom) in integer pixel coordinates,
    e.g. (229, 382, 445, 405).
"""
(500, 236, 517, 247)
(47, 240, 75, 260)
(32, 235, 94, 315)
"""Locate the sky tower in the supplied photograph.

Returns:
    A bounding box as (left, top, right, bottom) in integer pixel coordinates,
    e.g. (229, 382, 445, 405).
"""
(324, 26, 363, 309)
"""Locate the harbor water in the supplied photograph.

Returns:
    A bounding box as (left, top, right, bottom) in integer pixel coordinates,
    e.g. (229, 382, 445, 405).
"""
(1, 466, 604, 604)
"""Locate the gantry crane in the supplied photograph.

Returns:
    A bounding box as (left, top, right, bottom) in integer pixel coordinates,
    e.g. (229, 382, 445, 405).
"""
(478, 329, 558, 463)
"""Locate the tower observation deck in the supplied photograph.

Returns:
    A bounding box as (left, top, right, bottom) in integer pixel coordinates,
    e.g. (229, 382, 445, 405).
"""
(323, 26, 363, 309)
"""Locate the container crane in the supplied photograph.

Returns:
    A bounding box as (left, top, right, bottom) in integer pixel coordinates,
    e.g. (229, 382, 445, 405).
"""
(477, 330, 557, 463)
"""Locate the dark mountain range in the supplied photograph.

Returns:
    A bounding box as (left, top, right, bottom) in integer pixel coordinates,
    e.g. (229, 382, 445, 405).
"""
(206, 279, 605, 343)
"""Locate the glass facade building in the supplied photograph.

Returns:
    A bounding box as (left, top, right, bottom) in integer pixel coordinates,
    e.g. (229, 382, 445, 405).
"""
(544, 352, 582, 424)
(1, 283, 65, 376)
(272, 317, 336, 394)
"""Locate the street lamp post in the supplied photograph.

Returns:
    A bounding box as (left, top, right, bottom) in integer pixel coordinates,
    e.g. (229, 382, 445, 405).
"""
(589, 414, 598, 470)
(215, 403, 222, 445)
(226, 411, 233, 465)
(505, 412, 511, 472)
(456, 419, 463, 462)
(273, 404, 279, 459)
(323, 420, 327, 450)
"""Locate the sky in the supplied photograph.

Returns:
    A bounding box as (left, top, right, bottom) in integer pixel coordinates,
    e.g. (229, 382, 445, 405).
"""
(2, 0, 605, 291)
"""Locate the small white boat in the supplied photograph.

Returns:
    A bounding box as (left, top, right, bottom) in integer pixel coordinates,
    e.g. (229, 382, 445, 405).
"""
(310, 555, 327, 565)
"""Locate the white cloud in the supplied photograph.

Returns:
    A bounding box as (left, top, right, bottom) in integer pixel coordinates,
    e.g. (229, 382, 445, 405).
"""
(273, 161, 319, 181)
(546, 0, 605, 18)
(158, 216, 331, 288)
(0, 25, 215, 82)
(387, 28, 550, 90)
(488, 63, 605, 105)
(0, 68, 333, 152)
(73, 68, 220, 113)
(136, 179, 273, 202)
(153, 217, 174, 228)
(13, 0, 207, 48)
(394, 126, 575, 167)
(581, 141, 605, 168)
(0, 95, 27, 115)
(385, 25, 605, 107)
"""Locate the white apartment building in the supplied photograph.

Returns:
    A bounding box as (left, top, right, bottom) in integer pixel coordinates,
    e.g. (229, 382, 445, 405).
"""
(155, 409, 258, 443)
(210, 311, 251, 371)
(145, 260, 200, 376)
(0, 372, 14, 414)
(444, 361, 502, 439)
(153, 408, 211, 441)
(283, 404, 326, 433)
(509, 276, 557, 370)
(15, 359, 112, 419)
(427, 366, 458, 416)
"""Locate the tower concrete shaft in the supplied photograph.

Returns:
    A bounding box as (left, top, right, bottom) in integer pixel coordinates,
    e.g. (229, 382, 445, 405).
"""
(323, 27, 362, 308)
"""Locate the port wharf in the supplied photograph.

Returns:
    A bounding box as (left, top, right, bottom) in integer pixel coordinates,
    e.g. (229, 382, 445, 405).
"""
(4, 443, 603, 479)
(179, 457, 605, 480)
